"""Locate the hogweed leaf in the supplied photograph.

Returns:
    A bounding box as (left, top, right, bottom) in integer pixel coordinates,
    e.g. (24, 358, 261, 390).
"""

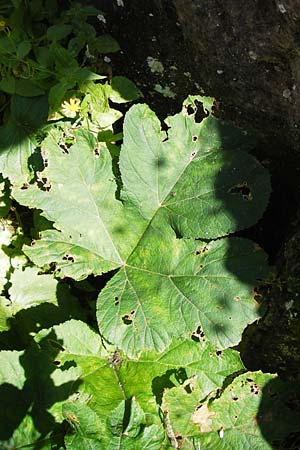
(33, 320, 243, 445)
(13, 98, 270, 355)
(165, 371, 300, 449)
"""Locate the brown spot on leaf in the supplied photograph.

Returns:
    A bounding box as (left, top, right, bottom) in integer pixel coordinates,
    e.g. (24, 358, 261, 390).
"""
(108, 350, 122, 367)
(192, 404, 215, 432)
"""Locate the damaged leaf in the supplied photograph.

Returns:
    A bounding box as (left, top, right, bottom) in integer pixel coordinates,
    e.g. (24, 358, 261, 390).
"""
(13, 97, 270, 355)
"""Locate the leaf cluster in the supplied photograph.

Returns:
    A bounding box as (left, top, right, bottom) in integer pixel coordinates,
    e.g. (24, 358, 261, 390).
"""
(0, 1, 120, 108)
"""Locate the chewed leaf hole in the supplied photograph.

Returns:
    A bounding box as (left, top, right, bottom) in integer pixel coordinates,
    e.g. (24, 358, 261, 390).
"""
(114, 297, 119, 305)
(250, 383, 260, 395)
(192, 135, 198, 142)
(191, 325, 205, 342)
(186, 104, 196, 115)
(59, 143, 69, 154)
(62, 254, 75, 262)
(37, 176, 51, 192)
(228, 183, 252, 201)
(94, 148, 100, 157)
(195, 245, 209, 255)
(122, 315, 132, 325)
(122, 310, 135, 325)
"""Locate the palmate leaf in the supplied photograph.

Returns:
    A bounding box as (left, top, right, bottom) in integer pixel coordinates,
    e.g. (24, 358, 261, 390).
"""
(44, 320, 243, 416)
(35, 320, 243, 447)
(163, 371, 300, 450)
(0, 319, 242, 448)
(63, 399, 165, 450)
(13, 97, 271, 355)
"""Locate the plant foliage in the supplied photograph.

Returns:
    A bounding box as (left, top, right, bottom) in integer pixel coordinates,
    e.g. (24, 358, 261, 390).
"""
(0, 2, 299, 450)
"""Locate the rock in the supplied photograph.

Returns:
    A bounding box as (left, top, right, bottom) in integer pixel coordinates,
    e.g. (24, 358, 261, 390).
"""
(98, 0, 300, 157)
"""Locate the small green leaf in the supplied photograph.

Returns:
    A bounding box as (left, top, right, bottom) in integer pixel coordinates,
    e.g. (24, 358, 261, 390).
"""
(0, 76, 17, 95)
(0, 36, 15, 55)
(93, 34, 120, 54)
(16, 40, 31, 59)
(48, 80, 70, 110)
(0, 77, 45, 97)
(68, 35, 85, 56)
(70, 67, 105, 82)
(11, 95, 49, 129)
(15, 79, 46, 97)
(34, 46, 53, 67)
(110, 76, 141, 104)
(50, 43, 78, 70)
(47, 24, 73, 41)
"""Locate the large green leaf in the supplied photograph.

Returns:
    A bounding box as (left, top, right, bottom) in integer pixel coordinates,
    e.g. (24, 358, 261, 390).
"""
(14, 127, 143, 278)
(0, 317, 241, 448)
(98, 235, 267, 355)
(63, 399, 165, 450)
(37, 320, 242, 446)
(163, 371, 300, 450)
(13, 98, 270, 355)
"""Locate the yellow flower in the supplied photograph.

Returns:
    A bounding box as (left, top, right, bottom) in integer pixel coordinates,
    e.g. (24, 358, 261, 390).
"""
(61, 97, 81, 118)
(0, 21, 6, 27)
